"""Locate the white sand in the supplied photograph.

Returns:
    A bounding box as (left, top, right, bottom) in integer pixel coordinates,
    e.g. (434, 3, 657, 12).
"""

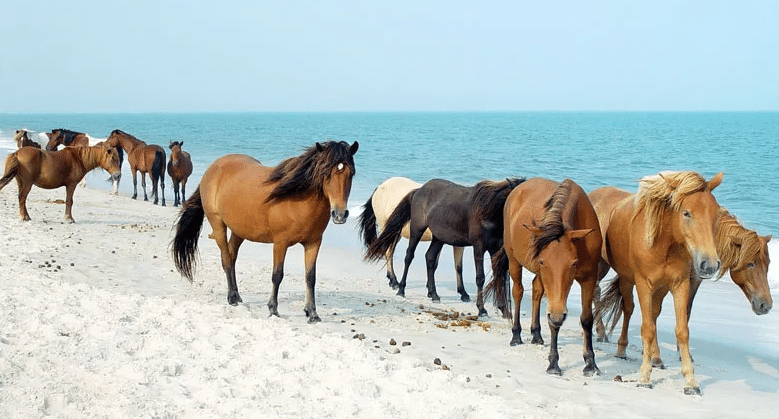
(1, 179, 778, 418)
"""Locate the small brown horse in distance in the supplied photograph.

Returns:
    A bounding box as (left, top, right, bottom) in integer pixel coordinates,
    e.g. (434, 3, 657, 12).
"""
(172, 141, 359, 323)
(485, 178, 602, 376)
(45, 128, 90, 150)
(167, 141, 193, 206)
(105, 129, 166, 205)
(14, 130, 41, 148)
(0, 146, 121, 223)
(591, 171, 723, 395)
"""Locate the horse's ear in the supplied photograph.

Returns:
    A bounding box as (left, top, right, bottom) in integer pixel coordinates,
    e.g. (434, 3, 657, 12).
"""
(169, 141, 174, 149)
(349, 141, 359, 155)
(763, 235, 772, 244)
(316, 142, 324, 152)
(708, 172, 724, 191)
(568, 228, 596, 241)
(180, 141, 184, 147)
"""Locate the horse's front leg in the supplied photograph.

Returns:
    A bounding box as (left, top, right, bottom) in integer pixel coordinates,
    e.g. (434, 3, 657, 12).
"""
(398, 229, 423, 297)
(141, 172, 148, 201)
(635, 281, 657, 388)
(530, 275, 545, 344)
(173, 180, 181, 207)
(671, 280, 700, 395)
(64, 183, 77, 223)
(302, 240, 322, 323)
(268, 243, 289, 317)
(473, 245, 488, 317)
(131, 169, 139, 200)
(424, 238, 445, 303)
(579, 276, 601, 376)
(509, 257, 524, 346)
(453, 246, 468, 302)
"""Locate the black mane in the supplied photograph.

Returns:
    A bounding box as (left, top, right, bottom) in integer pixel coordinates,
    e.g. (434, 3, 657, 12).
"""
(265, 141, 356, 201)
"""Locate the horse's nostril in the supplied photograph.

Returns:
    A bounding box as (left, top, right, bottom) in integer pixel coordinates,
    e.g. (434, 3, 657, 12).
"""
(343, 210, 349, 220)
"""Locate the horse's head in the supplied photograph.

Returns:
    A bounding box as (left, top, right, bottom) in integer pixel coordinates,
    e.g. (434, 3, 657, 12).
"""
(722, 222, 773, 315)
(320, 141, 359, 224)
(99, 146, 122, 183)
(45, 129, 63, 151)
(527, 224, 595, 327)
(662, 172, 723, 279)
(169, 141, 183, 166)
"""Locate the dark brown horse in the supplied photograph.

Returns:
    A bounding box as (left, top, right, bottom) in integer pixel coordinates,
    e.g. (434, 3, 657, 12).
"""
(105, 129, 166, 205)
(0, 146, 121, 222)
(172, 141, 359, 323)
(364, 177, 524, 316)
(45, 128, 90, 150)
(485, 178, 602, 376)
(14, 130, 41, 148)
(167, 141, 193, 206)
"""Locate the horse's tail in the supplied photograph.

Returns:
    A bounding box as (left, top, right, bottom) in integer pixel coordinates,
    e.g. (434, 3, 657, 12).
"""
(593, 275, 623, 338)
(485, 246, 512, 319)
(172, 187, 204, 282)
(357, 192, 378, 249)
(0, 152, 20, 191)
(364, 190, 414, 262)
(151, 148, 165, 200)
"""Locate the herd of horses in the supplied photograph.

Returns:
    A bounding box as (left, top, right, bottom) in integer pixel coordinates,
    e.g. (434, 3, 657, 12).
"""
(2, 134, 772, 395)
(3, 128, 193, 222)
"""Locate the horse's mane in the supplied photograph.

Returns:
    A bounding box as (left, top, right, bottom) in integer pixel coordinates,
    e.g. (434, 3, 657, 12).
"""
(472, 177, 524, 223)
(530, 179, 574, 258)
(633, 171, 711, 246)
(53, 128, 85, 146)
(265, 141, 356, 201)
(716, 208, 769, 276)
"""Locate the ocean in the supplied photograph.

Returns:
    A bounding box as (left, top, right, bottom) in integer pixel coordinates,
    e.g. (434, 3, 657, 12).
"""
(1, 112, 777, 288)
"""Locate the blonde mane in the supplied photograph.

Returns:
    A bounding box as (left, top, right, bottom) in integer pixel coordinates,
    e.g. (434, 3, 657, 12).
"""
(633, 171, 711, 246)
(716, 208, 769, 277)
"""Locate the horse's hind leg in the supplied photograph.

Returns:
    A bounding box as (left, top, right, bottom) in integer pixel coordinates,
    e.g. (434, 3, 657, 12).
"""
(158, 171, 166, 206)
(473, 246, 490, 317)
(208, 215, 242, 305)
(423, 238, 445, 303)
(141, 172, 149, 201)
(302, 240, 322, 323)
(398, 229, 423, 297)
(16, 179, 33, 221)
(64, 183, 77, 223)
(385, 239, 399, 289)
(453, 246, 468, 302)
(579, 277, 601, 376)
(268, 243, 289, 317)
(131, 169, 139, 199)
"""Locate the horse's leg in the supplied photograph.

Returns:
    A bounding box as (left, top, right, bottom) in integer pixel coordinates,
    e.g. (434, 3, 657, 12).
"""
(398, 228, 423, 298)
(579, 277, 601, 376)
(225, 233, 245, 305)
(141, 172, 148, 201)
(508, 257, 524, 346)
(181, 179, 187, 204)
(302, 240, 322, 323)
(64, 183, 77, 223)
(671, 280, 700, 395)
(131, 168, 138, 199)
(635, 281, 657, 388)
(172, 180, 180, 207)
(473, 245, 488, 317)
(595, 259, 611, 342)
(453, 246, 468, 302)
(615, 278, 635, 359)
(385, 239, 399, 289)
(649, 288, 668, 369)
(424, 238, 445, 303)
(159, 169, 166, 206)
(16, 179, 33, 221)
(268, 243, 289, 317)
(530, 275, 545, 344)
(687, 275, 703, 323)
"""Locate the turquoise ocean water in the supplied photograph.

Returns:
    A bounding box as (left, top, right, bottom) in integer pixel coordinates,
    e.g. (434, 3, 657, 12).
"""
(1, 112, 777, 286)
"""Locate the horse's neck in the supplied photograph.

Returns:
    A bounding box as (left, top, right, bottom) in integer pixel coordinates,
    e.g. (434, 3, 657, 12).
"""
(77, 148, 102, 171)
(120, 136, 143, 152)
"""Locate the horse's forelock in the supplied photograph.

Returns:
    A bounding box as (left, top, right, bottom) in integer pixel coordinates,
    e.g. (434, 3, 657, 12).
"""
(635, 171, 710, 245)
(531, 180, 573, 258)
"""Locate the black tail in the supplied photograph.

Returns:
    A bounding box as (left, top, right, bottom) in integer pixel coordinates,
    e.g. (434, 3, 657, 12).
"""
(171, 187, 204, 282)
(593, 275, 623, 338)
(484, 246, 512, 319)
(151, 148, 165, 202)
(364, 190, 414, 261)
(357, 192, 378, 249)
(0, 153, 20, 190)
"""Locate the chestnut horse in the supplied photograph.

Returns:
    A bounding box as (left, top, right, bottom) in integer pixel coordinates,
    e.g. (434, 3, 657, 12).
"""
(45, 128, 90, 150)
(14, 130, 41, 148)
(167, 141, 193, 206)
(591, 171, 723, 395)
(364, 177, 524, 316)
(485, 178, 602, 376)
(105, 129, 166, 205)
(358, 176, 465, 298)
(0, 146, 121, 223)
(172, 140, 359, 323)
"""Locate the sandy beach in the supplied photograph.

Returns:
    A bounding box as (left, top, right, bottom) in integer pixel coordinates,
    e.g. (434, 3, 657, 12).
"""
(1, 179, 778, 418)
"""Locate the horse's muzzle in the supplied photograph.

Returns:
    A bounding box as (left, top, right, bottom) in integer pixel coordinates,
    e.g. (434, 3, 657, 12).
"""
(331, 209, 349, 224)
(547, 312, 567, 328)
(695, 256, 721, 280)
(752, 296, 772, 315)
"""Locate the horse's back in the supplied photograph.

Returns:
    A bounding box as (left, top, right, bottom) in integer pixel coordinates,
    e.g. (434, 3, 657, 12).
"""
(200, 154, 270, 220)
(373, 176, 420, 224)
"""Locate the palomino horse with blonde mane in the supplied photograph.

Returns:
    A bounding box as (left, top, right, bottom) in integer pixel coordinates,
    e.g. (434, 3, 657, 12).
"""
(14, 130, 41, 148)
(358, 177, 466, 298)
(0, 145, 121, 223)
(485, 178, 602, 376)
(172, 141, 358, 323)
(591, 171, 723, 395)
(167, 141, 193, 207)
(365, 177, 524, 316)
(45, 128, 90, 150)
(105, 129, 166, 205)
(595, 204, 772, 366)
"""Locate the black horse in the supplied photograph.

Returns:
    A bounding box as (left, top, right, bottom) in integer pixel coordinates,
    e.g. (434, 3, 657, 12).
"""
(365, 177, 524, 316)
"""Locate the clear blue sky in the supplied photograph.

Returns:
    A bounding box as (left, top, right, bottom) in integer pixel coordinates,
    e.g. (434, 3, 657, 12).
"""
(2, 1, 778, 112)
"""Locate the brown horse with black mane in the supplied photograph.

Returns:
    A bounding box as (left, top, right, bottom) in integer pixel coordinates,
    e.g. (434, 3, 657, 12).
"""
(172, 140, 358, 323)
(45, 128, 90, 150)
(167, 141, 193, 206)
(105, 129, 166, 205)
(0, 146, 121, 223)
(485, 178, 602, 376)
(14, 130, 41, 148)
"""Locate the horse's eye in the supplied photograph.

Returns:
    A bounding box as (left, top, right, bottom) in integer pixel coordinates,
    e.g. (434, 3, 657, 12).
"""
(539, 260, 544, 266)
(337, 163, 345, 172)
(682, 210, 691, 219)
(746, 262, 756, 269)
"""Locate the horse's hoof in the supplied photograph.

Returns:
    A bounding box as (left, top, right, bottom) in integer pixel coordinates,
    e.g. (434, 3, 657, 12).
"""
(684, 386, 701, 396)
(510, 338, 523, 346)
(651, 359, 666, 370)
(531, 337, 544, 345)
(430, 295, 440, 303)
(307, 315, 322, 324)
(460, 294, 471, 303)
(615, 354, 628, 360)
(583, 365, 601, 377)
(546, 365, 563, 376)
(636, 382, 653, 389)
(228, 294, 243, 305)
(396, 289, 405, 298)
(388, 280, 399, 290)
(478, 308, 488, 317)
(596, 336, 609, 343)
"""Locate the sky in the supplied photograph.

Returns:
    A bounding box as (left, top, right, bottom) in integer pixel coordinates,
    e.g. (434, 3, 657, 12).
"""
(2, 1, 778, 113)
